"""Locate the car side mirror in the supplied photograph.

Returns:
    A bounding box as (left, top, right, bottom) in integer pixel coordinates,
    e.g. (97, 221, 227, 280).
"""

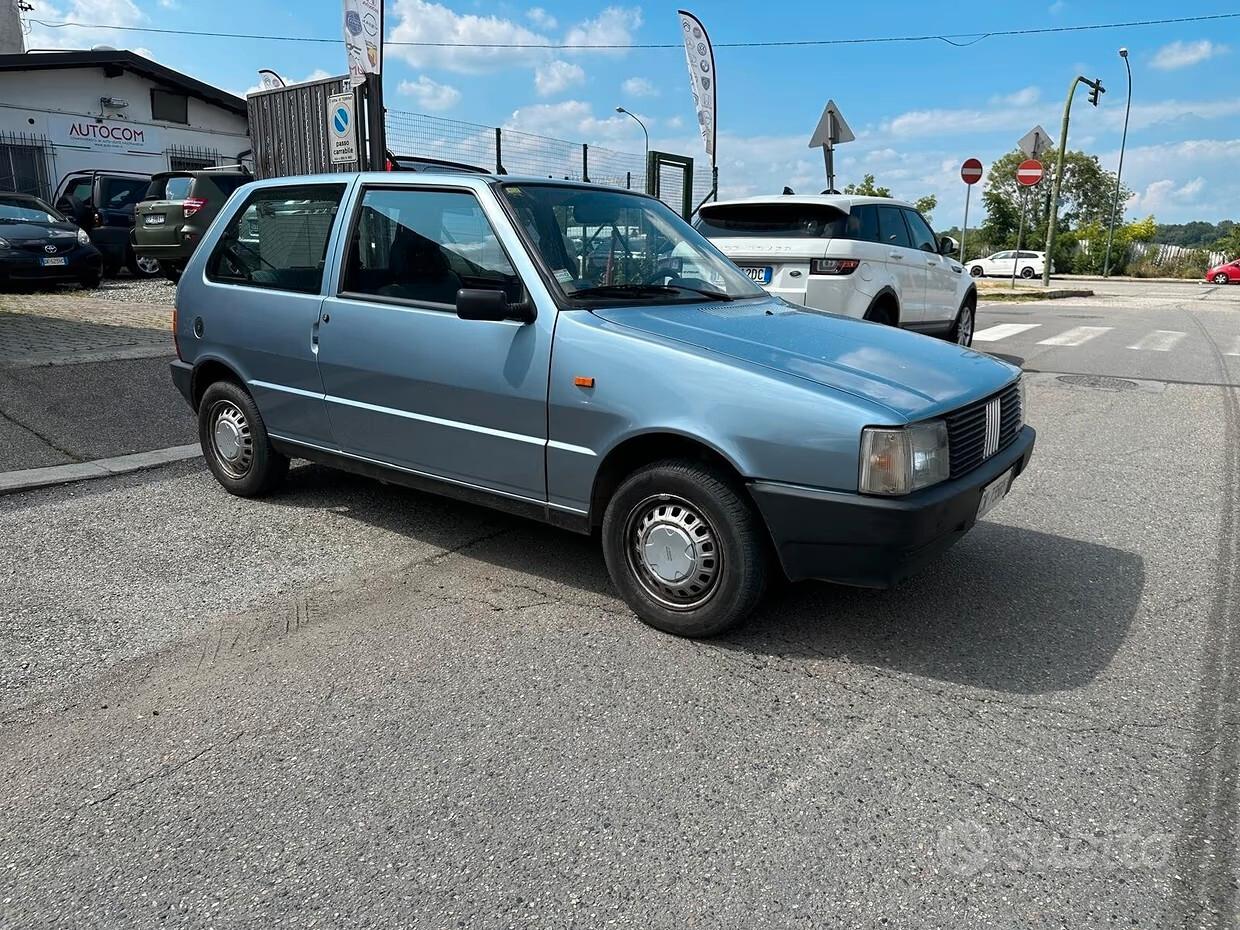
(455, 288, 535, 324)
(938, 235, 959, 257)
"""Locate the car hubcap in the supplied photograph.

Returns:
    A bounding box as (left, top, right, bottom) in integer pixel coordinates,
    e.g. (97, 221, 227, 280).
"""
(958, 308, 974, 345)
(1216, 275, 1228, 284)
(209, 401, 253, 479)
(137, 256, 160, 275)
(625, 494, 721, 611)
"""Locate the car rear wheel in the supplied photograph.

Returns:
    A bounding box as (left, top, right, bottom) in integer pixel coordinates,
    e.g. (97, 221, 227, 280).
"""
(163, 263, 184, 284)
(865, 300, 897, 327)
(128, 251, 161, 278)
(198, 381, 289, 497)
(601, 459, 769, 638)
(948, 297, 975, 347)
(969, 265, 984, 277)
(78, 272, 102, 290)
(1214, 273, 1230, 285)
(1020, 266, 1036, 279)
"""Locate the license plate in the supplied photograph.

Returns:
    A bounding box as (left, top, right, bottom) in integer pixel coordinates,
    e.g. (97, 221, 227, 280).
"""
(977, 468, 1013, 519)
(144, 214, 166, 225)
(39, 256, 67, 267)
(741, 265, 772, 285)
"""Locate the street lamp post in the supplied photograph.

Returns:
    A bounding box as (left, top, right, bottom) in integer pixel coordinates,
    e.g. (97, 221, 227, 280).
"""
(615, 106, 649, 166)
(1103, 48, 1133, 278)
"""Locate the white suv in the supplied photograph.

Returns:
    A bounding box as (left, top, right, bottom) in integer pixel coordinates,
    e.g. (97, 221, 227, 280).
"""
(967, 250, 1050, 280)
(693, 195, 976, 346)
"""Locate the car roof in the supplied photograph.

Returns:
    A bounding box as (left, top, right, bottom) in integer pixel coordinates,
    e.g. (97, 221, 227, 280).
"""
(702, 193, 919, 213)
(244, 172, 660, 196)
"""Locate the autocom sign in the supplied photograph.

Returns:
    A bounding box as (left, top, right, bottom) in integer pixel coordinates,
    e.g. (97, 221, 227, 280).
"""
(47, 115, 163, 155)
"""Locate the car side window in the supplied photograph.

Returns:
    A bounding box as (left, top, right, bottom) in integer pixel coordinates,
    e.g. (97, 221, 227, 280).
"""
(206, 184, 345, 294)
(876, 205, 913, 250)
(341, 187, 522, 307)
(903, 209, 937, 253)
(993, 251, 1012, 260)
(852, 204, 880, 243)
(62, 178, 91, 205)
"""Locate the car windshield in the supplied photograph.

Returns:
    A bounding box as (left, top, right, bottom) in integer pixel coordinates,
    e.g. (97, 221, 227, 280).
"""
(695, 202, 850, 239)
(0, 196, 62, 223)
(499, 183, 765, 304)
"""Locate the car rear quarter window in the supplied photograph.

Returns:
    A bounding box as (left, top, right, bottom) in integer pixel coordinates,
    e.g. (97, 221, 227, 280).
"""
(206, 184, 345, 294)
(695, 203, 850, 239)
(876, 205, 913, 249)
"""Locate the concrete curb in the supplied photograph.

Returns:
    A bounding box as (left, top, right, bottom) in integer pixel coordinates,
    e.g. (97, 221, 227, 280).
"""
(979, 287, 1095, 302)
(0, 444, 201, 496)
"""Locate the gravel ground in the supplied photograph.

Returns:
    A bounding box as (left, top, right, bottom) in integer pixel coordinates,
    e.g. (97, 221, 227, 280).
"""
(0, 273, 175, 308)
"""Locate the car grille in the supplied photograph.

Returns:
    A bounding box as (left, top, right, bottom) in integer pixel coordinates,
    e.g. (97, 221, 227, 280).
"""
(945, 380, 1023, 479)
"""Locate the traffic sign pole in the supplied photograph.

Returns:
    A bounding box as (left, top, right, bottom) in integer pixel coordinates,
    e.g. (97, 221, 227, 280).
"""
(961, 184, 972, 264)
(1012, 187, 1029, 290)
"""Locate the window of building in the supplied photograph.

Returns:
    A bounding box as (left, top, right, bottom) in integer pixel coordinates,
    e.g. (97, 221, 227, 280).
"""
(341, 187, 522, 307)
(207, 184, 345, 294)
(151, 89, 189, 124)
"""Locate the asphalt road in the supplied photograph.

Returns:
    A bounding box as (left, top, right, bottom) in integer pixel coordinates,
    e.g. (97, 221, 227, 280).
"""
(1, 287, 1238, 928)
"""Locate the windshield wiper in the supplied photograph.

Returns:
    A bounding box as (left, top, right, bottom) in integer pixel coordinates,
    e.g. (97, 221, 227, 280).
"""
(569, 283, 734, 302)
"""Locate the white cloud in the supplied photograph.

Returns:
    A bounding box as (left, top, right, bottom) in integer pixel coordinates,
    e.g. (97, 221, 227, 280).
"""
(664, 115, 684, 129)
(563, 6, 643, 56)
(22, 0, 145, 50)
(388, 0, 551, 73)
(621, 77, 658, 98)
(534, 60, 585, 97)
(157, 0, 178, 8)
(397, 75, 462, 111)
(990, 86, 1040, 107)
(1129, 177, 1207, 213)
(506, 100, 651, 144)
(1152, 40, 1228, 71)
(526, 7, 557, 30)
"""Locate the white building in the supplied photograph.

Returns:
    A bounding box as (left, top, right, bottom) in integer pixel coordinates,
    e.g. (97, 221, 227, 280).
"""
(0, 49, 250, 199)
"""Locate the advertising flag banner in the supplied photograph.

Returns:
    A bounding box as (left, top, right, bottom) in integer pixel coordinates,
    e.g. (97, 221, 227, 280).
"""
(676, 9, 716, 162)
(343, 0, 383, 89)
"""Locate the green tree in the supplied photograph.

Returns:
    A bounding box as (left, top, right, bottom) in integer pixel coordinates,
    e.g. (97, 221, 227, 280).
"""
(1216, 225, 1240, 261)
(842, 174, 938, 221)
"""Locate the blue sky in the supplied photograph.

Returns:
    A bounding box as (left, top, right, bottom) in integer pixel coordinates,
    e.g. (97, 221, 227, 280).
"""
(24, 0, 1240, 224)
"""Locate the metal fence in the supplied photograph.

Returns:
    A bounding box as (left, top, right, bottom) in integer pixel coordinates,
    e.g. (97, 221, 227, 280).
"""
(0, 131, 54, 200)
(165, 144, 224, 172)
(248, 75, 363, 178)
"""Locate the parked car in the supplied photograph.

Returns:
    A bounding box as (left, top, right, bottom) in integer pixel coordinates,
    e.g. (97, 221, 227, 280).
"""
(967, 250, 1051, 280)
(0, 192, 103, 289)
(1205, 258, 1240, 284)
(53, 170, 156, 278)
(693, 195, 977, 346)
(134, 168, 251, 282)
(170, 173, 1034, 637)
(385, 152, 488, 174)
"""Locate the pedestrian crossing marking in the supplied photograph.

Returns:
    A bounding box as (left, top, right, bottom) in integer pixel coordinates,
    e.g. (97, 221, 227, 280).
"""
(1036, 326, 1112, 347)
(972, 323, 1042, 342)
(1126, 331, 1187, 352)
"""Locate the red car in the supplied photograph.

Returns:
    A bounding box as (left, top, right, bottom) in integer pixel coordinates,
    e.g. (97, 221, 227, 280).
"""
(1206, 258, 1240, 284)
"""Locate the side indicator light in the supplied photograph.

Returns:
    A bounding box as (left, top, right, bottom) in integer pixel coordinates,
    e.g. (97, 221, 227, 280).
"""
(574, 376, 595, 388)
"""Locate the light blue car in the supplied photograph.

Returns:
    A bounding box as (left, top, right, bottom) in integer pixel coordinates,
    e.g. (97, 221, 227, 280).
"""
(170, 173, 1034, 637)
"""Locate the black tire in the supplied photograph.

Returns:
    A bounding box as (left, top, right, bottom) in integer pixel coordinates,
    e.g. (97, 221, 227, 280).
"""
(1214, 273, 1230, 285)
(127, 250, 161, 278)
(1020, 266, 1036, 279)
(103, 262, 122, 278)
(198, 380, 289, 497)
(162, 263, 183, 284)
(947, 296, 975, 347)
(601, 459, 769, 637)
(78, 272, 102, 290)
(969, 265, 984, 277)
(865, 299, 898, 327)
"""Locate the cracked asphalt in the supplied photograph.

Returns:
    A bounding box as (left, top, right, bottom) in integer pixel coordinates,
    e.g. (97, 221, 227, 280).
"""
(2, 296, 1239, 928)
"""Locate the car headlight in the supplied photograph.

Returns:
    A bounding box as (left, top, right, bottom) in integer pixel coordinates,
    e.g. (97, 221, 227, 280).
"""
(859, 420, 950, 496)
(76, 228, 91, 245)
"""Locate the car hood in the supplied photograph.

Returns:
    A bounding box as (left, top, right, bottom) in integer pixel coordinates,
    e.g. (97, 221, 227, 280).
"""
(592, 297, 1018, 422)
(0, 220, 79, 240)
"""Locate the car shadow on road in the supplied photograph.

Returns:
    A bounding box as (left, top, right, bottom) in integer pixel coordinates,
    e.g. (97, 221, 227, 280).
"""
(272, 464, 1142, 697)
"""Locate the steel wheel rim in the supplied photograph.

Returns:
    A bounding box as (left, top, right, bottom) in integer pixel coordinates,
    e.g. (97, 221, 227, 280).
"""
(136, 256, 161, 275)
(958, 306, 974, 345)
(970, 266, 983, 277)
(624, 494, 722, 611)
(1021, 267, 1035, 279)
(208, 400, 254, 479)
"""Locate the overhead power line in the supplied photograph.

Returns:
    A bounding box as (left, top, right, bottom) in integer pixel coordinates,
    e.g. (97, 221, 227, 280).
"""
(25, 12, 1240, 50)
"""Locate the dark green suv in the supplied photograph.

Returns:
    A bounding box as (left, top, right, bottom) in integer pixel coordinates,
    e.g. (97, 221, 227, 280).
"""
(133, 168, 250, 282)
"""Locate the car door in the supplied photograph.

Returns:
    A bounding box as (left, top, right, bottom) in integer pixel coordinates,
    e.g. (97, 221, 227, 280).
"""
(903, 208, 958, 322)
(875, 204, 925, 322)
(989, 251, 1016, 278)
(316, 182, 553, 503)
(55, 177, 92, 227)
(199, 181, 346, 446)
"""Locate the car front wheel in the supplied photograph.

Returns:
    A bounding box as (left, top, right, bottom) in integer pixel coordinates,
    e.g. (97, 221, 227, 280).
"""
(601, 459, 769, 637)
(948, 297, 975, 347)
(1215, 273, 1230, 285)
(1020, 266, 1036, 279)
(198, 381, 289, 497)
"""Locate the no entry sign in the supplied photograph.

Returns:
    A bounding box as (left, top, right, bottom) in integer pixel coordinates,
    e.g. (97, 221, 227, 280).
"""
(1017, 159, 1044, 187)
(961, 158, 983, 185)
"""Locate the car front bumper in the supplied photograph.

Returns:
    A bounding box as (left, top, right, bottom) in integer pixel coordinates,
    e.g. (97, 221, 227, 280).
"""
(0, 246, 103, 282)
(750, 426, 1036, 587)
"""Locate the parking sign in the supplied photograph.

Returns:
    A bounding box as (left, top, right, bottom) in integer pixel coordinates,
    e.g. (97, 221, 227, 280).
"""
(328, 93, 358, 165)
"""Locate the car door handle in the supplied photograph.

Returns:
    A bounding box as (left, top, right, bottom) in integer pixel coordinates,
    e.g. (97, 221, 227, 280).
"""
(889, 252, 904, 261)
(926, 258, 938, 266)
